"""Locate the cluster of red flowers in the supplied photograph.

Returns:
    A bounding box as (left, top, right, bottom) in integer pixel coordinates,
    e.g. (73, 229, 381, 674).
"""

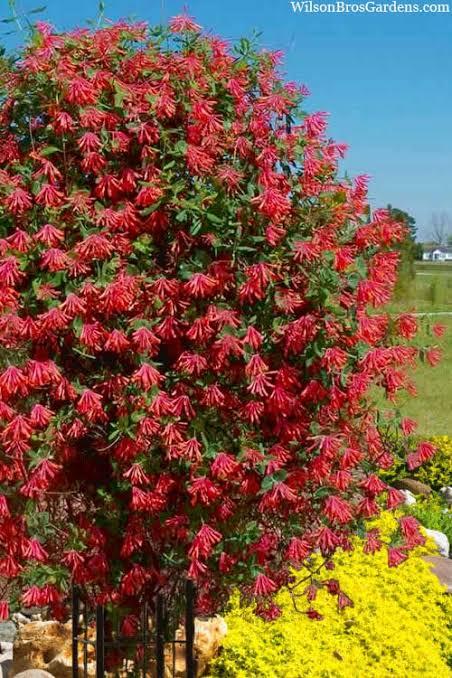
(0, 17, 442, 620)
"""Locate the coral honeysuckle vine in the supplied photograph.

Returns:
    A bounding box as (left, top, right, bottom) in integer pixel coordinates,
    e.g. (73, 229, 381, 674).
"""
(0, 16, 443, 622)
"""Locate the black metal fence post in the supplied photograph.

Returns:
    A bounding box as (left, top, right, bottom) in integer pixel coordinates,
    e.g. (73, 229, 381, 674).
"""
(72, 581, 196, 677)
(155, 593, 165, 678)
(95, 604, 105, 677)
(185, 580, 196, 678)
(72, 587, 79, 678)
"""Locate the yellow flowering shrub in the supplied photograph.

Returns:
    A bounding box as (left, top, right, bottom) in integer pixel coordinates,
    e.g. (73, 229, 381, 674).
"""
(382, 434, 452, 490)
(208, 513, 452, 678)
(416, 435, 452, 490)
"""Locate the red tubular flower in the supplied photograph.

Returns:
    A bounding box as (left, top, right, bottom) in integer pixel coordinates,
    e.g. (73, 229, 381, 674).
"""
(188, 477, 221, 506)
(132, 363, 162, 390)
(66, 77, 96, 105)
(386, 488, 404, 509)
(120, 565, 148, 596)
(338, 592, 354, 610)
(35, 184, 64, 207)
(396, 313, 418, 339)
(189, 524, 222, 559)
(22, 586, 50, 607)
(363, 529, 382, 554)
(0, 366, 27, 397)
(132, 327, 160, 354)
(210, 453, 240, 480)
(219, 552, 236, 573)
(432, 323, 445, 338)
(426, 347, 442, 367)
(286, 537, 311, 563)
(359, 475, 386, 495)
(323, 496, 353, 525)
(53, 111, 74, 134)
(77, 390, 104, 421)
(169, 14, 202, 33)
(24, 539, 48, 562)
(186, 146, 215, 175)
(5, 188, 32, 214)
(317, 527, 340, 555)
(0, 495, 10, 517)
(187, 559, 208, 579)
(0, 601, 9, 620)
(407, 441, 436, 470)
(400, 417, 417, 435)
(121, 615, 139, 638)
(388, 547, 408, 568)
(253, 573, 277, 598)
(399, 516, 421, 540)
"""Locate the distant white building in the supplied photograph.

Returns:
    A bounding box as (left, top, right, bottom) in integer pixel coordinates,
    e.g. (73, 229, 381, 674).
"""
(422, 246, 452, 261)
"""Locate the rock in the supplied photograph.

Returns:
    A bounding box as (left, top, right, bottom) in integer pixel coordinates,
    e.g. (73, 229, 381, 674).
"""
(440, 486, 452, 506)
(11, 620, 86, 678)
(13, 614, 31, 626)
(400, 489, 417, 506)
(0, 661, 12, 678)
(163, 615, 227, 677)
(19, 610, 34, 620)
(394, 478, 431, 495)
(12, 615, 227, 677)
(194, 616, 228, 676)
(425, 529, 450, 557)
(0, 622, 16, 643)
(0, 640, 13, 678)
(13, 671, 55, 677)
(424, 556, 452, 593)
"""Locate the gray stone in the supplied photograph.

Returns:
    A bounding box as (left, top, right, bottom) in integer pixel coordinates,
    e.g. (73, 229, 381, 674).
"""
(19, 608, 45, 620)
(394, 478, 432, 495)
(400, 489, 417, 505)
(0, 660, 12, 678)
(13, 672, 55, 678)
(425, 528, 450, 558)
(439, 486, 452, 506)
(424, 556, 452, 593)
(0, 622, 16, 643)
(12, 614, 30, 626)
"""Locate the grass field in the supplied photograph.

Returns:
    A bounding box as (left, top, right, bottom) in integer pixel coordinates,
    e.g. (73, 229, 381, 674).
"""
(389, 261, 452, 313)
(380, 261, 452, 436)
(387, 316, 452, 436)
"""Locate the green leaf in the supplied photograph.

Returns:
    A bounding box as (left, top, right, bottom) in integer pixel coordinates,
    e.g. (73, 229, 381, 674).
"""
(113, 81, 127, 108)
(173, 140, 187, 155)
(139, 203, 160, 217)
(40, 145, 60, 156)
(28, 6, 47, 14)
(206, 212, 223, 225)
(190, 218, 202, 236)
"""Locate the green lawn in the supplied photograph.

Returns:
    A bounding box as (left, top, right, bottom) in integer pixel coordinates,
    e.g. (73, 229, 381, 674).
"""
(415, 261, 452, 274)
(387, 315, 452, 436)
(390, 262, 452, 312)
(378, 262, 452, 436)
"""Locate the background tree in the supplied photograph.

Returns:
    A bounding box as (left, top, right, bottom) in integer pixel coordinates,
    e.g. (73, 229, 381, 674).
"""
(430, 211, 452, 247)
(386, 205, 418, 298)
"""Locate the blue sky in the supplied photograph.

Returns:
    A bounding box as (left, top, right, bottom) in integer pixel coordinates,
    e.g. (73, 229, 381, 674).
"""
(3, 0, 452, 240)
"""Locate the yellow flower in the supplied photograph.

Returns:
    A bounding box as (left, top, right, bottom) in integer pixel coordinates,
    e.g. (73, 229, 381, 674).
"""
(208, 513, 452, 678)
